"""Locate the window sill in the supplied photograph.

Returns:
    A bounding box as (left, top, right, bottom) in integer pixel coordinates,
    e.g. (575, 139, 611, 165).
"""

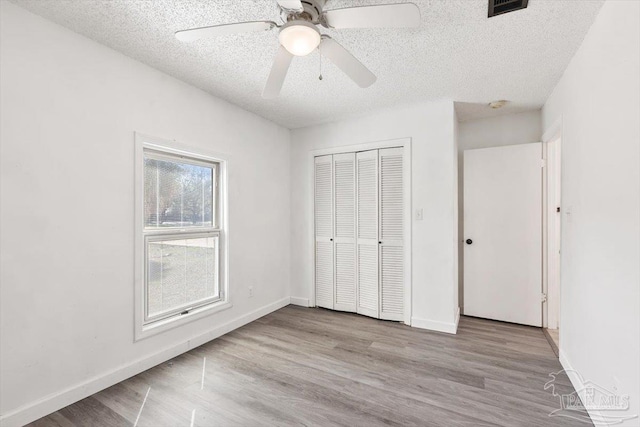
(135, 300, 232, 342)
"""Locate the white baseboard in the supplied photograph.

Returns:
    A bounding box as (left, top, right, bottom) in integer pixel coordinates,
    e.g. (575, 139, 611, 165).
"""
(289, 296, 310, 307)
(558, 349, 603, 427)
(411, 308, 460, 334)
(558, 349, 571, 371)
(0, 296, 291, 427)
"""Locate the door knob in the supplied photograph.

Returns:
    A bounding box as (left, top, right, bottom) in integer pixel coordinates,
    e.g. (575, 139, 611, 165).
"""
(466, 239, 473, 245)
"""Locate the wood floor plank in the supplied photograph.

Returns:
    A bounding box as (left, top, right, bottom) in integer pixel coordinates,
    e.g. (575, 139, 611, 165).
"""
(27, 306, 592, 426)
(57, 397, 130, 427)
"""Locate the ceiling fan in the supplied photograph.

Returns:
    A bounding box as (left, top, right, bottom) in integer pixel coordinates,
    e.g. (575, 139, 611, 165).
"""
(175, 1, 421, 98)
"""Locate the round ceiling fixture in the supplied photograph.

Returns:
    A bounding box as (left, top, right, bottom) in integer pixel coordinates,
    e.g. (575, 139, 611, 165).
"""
(279, 20, 321, 56)
(489, 100, 508, 109)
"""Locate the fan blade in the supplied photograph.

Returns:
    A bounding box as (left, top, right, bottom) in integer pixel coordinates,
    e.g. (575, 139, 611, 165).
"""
(319, 37, 376, 88)
(323, 3, 421, 29)
(276, 0, 303, 12)
(175, 21, 277, 42)
(263, 45, 294, 99)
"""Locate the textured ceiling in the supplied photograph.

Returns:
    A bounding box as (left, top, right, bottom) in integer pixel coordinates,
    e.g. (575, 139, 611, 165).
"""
(10, 0, 604, 128)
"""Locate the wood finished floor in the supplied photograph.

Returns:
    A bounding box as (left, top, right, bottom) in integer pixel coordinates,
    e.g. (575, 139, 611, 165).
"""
(29, 306, 591, 426)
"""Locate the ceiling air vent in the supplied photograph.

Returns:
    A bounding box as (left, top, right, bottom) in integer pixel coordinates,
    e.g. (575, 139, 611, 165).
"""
(488, 0, 529, 18)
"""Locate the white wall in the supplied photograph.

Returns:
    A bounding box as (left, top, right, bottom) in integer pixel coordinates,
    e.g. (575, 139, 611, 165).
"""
(0, 3, 291, 425)
(542, 1, 639, 424)
(290, 101, 460, 332)
(457, 110, 542, 152)
(457, 111, 542, 309)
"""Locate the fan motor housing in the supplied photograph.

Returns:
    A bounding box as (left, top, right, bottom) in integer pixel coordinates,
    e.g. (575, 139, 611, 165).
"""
(283, 0, 326, 23)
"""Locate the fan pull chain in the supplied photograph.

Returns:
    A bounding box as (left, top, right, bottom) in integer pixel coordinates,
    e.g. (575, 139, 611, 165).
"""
(318, 50, 323, 81)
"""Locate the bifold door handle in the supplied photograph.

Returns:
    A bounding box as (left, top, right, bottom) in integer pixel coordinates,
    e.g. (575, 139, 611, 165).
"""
(330, 238, 333, 241)
(379, 241, 382, 244)
(466, 239, 473, 245)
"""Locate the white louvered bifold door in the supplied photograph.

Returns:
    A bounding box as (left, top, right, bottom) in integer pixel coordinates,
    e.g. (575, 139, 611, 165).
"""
(379, 147, 404, 321)
(333, 153, 357, 312)
(356, 150, 379, 318)
(315, 155, 334, 309)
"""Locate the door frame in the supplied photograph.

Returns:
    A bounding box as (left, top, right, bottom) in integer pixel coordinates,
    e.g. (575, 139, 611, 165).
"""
(309, 138, 412, 325)
(542, 118, 563, 331)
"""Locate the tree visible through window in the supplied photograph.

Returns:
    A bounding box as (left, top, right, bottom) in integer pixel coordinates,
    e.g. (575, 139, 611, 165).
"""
(144, 158, 214, 228)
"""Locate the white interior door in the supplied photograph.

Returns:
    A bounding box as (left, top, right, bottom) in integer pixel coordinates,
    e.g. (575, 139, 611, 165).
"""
(315, 155, 334, 309)
(333, 153, 357, 312)
(356, 150, 379, 318)
(464, 143, 542, 327)
(379, 147, 404, 321)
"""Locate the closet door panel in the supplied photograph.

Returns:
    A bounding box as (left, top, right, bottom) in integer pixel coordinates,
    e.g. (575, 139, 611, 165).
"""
(357, 152, 379, 241)
(316, 241, 334, 308)
(335, 243, 356, 310)
(333, 153, 357, 312)
(357, 245, 378, 316)
(315, 147, 405, 321)
(380, 245, 403, 320)
(356, 150, 379, 318)
(314, 155, 334, 309)
(380, 149, 404, 243)
(379, 147, 404, 320)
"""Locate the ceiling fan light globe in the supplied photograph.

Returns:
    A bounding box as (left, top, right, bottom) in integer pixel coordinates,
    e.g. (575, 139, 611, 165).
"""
(278, 21, 320, 56)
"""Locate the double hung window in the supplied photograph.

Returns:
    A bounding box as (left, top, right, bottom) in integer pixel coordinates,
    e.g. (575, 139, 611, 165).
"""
(135, 135, 227, 339)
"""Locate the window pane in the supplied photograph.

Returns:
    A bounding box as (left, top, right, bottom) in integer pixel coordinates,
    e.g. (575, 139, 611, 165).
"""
(147, 236, 218, 319)
(144, 156, 215, 228)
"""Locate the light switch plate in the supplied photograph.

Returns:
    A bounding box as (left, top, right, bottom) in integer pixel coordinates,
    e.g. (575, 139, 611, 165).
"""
(416, 208, 424, 220)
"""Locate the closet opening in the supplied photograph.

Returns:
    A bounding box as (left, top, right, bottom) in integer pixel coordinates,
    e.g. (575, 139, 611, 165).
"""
(311, 139, 412, 324)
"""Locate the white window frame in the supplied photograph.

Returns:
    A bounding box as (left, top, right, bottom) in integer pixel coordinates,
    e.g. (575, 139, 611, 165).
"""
(134, 133, 230, 341)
